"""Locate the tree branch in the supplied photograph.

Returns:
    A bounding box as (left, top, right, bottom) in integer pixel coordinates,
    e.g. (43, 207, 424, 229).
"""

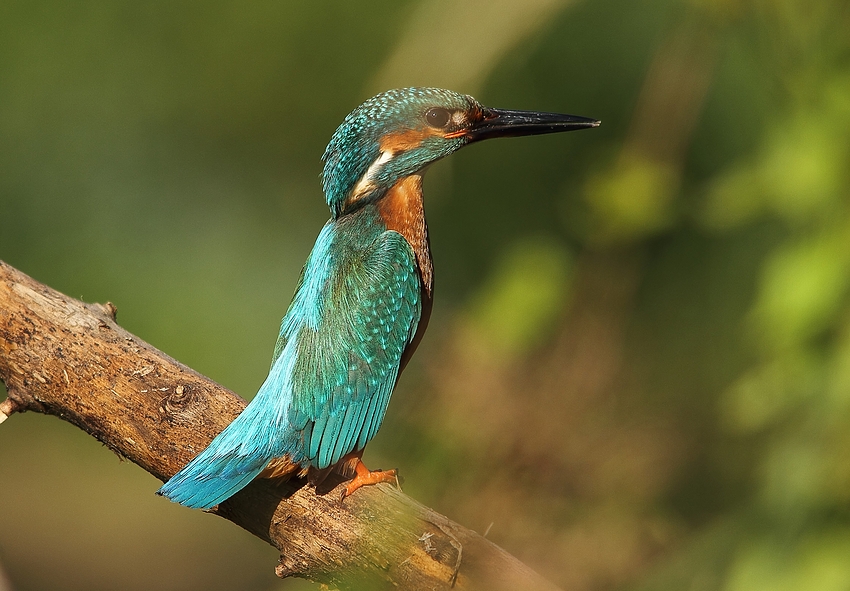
(0, 260, 561, 591)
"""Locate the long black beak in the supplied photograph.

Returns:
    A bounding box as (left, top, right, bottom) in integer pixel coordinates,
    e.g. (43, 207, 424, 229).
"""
(467, 108, 600, 142)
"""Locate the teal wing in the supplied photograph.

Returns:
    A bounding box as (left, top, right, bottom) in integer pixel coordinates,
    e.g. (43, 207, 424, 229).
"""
(280, 229, 422, 470)
(158, 224, 422, 509)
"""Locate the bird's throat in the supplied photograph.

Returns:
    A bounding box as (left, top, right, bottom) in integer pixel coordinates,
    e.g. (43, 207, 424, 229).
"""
(377, 174, 433, 295)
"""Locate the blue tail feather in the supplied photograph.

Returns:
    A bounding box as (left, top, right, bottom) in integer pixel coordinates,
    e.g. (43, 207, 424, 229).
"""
(158, 358, 292, 509)
(158, 453, 266, 509)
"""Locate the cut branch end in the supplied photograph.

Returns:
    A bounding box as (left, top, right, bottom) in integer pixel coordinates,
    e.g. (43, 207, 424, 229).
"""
(0, 398, 18, 423)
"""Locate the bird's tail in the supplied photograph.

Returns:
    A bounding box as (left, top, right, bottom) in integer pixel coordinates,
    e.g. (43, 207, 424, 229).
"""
(158, 385, 293, 509)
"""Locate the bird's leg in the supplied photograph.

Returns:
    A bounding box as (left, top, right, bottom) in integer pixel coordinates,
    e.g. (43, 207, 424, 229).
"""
(342, 459, 398, 499)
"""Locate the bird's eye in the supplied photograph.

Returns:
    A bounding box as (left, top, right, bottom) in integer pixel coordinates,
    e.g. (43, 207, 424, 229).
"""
(425, 107, 451, 128)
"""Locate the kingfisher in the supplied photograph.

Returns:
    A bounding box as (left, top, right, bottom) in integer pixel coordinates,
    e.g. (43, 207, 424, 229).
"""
(158, 87, 598, 509)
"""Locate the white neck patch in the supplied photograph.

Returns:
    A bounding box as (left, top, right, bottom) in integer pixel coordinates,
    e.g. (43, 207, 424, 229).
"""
(348, 150, 395, 204)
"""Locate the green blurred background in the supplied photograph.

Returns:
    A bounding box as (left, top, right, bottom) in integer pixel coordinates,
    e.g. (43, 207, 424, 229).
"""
(2, 0, 850, 589)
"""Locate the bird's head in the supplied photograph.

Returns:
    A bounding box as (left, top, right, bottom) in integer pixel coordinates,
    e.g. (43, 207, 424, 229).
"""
(322, 87, 598, 218)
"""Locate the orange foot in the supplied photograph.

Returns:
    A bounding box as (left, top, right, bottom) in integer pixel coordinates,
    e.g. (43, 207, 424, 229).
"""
(342, 459, 398, 499)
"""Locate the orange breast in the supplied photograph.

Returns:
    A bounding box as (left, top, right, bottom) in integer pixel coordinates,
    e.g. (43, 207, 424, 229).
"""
(377, 174, 433, 295)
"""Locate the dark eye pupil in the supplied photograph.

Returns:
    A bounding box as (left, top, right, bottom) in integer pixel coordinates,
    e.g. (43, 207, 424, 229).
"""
(426, 107, 451, 128)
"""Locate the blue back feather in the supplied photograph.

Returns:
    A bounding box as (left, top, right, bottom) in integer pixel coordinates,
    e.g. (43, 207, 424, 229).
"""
(159, 207, 421, 508)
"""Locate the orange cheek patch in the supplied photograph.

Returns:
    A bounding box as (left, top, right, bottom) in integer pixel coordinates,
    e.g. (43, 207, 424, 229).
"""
(379, 127, 442, 153)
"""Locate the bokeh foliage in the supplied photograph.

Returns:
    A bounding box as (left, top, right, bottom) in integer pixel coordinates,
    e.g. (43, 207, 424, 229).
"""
(1, 0, 849, 590)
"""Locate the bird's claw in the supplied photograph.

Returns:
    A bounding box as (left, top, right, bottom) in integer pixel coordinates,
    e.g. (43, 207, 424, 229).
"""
(339, 463, 398, 501)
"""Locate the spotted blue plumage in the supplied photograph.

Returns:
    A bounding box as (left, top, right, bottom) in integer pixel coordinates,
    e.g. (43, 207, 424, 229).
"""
(283, 214, 421, 470)
(159, 208, 421, 508)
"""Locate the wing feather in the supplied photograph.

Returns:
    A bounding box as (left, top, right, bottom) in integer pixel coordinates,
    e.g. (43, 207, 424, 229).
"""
(283, 229, 421, 469)
(159, 221, 423, 508)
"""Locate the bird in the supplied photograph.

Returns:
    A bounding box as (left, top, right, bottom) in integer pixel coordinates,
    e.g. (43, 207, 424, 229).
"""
(158, 87, 598, 509)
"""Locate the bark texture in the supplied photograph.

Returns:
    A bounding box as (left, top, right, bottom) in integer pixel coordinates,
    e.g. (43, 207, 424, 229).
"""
(0, 260, 561, 591)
